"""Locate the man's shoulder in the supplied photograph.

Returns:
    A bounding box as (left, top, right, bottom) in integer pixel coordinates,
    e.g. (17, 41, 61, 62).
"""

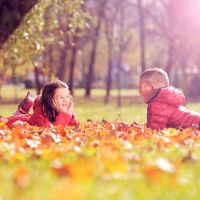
(147, 100, 173, 113)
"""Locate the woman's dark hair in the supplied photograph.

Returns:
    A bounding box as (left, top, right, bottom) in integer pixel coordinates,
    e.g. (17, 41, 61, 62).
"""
(41, 80, 68, 123)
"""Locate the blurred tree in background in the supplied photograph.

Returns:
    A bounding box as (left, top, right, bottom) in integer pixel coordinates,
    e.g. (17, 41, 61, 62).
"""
(0, 0, 200, 100)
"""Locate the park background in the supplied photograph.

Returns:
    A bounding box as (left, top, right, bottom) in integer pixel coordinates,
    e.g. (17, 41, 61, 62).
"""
(1, 0, 200, 199)
(1, 0, 200, 109)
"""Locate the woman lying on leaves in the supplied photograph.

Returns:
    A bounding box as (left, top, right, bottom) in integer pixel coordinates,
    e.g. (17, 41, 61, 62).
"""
(1, 80, 79, 128)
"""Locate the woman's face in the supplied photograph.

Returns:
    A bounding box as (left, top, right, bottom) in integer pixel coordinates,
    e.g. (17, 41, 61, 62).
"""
(53, 87, 71, 107)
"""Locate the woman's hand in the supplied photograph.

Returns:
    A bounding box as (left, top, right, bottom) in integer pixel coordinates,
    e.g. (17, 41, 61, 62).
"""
(66, 101, 73, 116)
(53, 98, 73, 116)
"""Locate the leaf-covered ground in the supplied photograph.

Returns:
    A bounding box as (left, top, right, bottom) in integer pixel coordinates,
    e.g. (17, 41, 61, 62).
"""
(1, 121, 200, 200)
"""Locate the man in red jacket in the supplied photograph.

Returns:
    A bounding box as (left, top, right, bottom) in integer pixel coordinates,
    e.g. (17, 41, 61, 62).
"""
(139, 68, 200, 130)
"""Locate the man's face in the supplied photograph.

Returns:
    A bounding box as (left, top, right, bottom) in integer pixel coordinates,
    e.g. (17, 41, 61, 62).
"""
(139, 78, 153, 103)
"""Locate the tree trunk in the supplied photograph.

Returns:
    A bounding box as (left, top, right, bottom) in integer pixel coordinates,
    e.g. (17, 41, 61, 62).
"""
(44, 44, 54, 80)
(56, 44, 68, 80)
(117, 53, 122, 108)
(165, 39, 174, 79)
(85, 0, 106, 97)
(104, 20, 113, 104)
(105, 56, 113, 104)
(11, 66, 18, 103)
(179, 53, 188, 95)
(137, 0, 146, 72)
(34, 66, 41, 95)
(85, 19, 101, 97)
(68, 44, 78, 95)
(116, 1, 126, 108)
(42, 46, 48, 81)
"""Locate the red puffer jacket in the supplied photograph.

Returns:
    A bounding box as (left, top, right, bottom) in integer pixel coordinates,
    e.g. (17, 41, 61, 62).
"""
(147, 86, 200, 130)
(7, 97, 79, 128)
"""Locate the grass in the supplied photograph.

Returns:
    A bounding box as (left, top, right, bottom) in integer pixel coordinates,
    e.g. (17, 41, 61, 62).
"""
(0, 85, 146, 123)
(1, 85, 200, 124)
(1, 85, 200, 200)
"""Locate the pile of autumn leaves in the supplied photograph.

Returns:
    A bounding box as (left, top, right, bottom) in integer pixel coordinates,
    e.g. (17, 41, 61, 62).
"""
(0, 120, 200, 188)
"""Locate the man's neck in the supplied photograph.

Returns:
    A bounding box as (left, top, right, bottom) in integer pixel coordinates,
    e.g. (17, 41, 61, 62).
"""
(147, 88, 161, 103)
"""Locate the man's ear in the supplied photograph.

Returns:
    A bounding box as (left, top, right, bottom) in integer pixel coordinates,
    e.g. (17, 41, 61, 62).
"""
(149, 84, 155, 91)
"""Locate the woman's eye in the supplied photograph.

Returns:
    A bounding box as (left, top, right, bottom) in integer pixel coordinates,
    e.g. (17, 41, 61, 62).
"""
(57, 96, 70, 100)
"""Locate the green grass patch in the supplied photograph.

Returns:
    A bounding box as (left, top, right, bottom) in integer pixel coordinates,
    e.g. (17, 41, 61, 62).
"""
(1, 86, 200, 200)
(1, 85, 200, 124)
(0, 85, 145, 123)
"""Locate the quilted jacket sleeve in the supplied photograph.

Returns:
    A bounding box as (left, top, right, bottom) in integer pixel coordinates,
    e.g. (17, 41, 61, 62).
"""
(6, 114, 31, 128)
(29, 112, 51, 127)
(54, 113, 79, 127)
(147, 102, 170, 130)
(54, 113, 78, 126)
(69, 114, 79, 126)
